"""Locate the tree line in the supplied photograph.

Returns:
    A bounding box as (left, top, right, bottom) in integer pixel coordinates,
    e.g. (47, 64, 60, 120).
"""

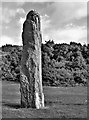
(1, 41, 89, 86)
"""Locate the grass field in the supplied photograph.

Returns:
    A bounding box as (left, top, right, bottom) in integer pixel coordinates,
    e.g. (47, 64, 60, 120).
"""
(2, 80, 87, 118)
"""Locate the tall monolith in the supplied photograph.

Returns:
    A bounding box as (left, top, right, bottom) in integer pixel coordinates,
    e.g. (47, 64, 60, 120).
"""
(20, 10, 44, 109)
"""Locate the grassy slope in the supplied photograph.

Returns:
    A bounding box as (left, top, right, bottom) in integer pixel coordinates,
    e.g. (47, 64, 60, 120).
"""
(2, 81, 87, 118)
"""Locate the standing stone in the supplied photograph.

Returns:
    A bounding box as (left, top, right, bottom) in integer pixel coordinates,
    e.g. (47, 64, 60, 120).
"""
(20, 10, 44, 109)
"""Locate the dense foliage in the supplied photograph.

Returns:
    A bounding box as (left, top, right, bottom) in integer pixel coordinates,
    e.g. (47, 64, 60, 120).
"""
(1, 41, 89, 86)
(42, 41, 88, 86)
(2, 45, 22, 82)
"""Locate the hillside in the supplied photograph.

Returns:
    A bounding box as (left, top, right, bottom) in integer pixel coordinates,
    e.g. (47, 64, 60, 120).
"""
(1, 41, 89, 86)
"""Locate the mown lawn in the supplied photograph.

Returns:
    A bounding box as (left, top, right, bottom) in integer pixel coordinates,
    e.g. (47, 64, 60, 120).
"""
(2, 80, 87, 118)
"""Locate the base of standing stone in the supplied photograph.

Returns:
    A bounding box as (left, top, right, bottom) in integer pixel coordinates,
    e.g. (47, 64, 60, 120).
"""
(35, 92, 44, 109)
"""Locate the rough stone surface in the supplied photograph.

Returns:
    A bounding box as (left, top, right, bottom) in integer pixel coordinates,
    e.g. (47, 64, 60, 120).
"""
(20, 10, 44, 109)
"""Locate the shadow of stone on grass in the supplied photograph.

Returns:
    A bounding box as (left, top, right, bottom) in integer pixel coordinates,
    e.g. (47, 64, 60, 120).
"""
(3, 102, 21, 109)
(3, 102, 50, 110)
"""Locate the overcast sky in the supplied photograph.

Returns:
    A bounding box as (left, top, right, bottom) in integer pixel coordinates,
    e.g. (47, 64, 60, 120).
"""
(0, 1, 87, 46)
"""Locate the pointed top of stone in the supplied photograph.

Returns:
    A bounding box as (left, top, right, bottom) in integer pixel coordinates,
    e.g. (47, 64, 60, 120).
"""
(26, 9, 40, 20)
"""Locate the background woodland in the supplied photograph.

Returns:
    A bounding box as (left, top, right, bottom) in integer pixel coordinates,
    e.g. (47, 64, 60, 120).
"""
(1, 40, 89, 87)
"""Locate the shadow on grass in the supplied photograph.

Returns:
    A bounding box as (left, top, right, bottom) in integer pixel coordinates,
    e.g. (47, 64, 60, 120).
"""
(45, 101, 86, 106)
(3, 102, 21, 109)
(3, 100, 86, 110)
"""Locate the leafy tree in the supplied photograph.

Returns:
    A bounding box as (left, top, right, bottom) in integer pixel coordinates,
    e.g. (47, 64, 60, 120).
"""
(2, 47, 21, 82)
(1, 41, 88, 86)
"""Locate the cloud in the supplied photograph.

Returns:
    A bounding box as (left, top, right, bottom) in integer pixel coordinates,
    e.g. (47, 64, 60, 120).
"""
(41, 14, 51, 32)
(2, 7, 25, 23)
(2, 8, 16, 23)
(39, 14, 51, 43)
(0, 35, 22, 46)
(1, 2, 87, 47)
(44, 2, 87, 28)
(18, 17, 25, 38)
(0, 36, 15, 46)
(43, 24, 87, 45)
(16, 8, 25, 14)
(75, 6, 87, 19)
(40, 14, 51, 42)
(40, 2, 87, 44)
(19, 17, 25, 26)
(17, 11, 87, 45)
